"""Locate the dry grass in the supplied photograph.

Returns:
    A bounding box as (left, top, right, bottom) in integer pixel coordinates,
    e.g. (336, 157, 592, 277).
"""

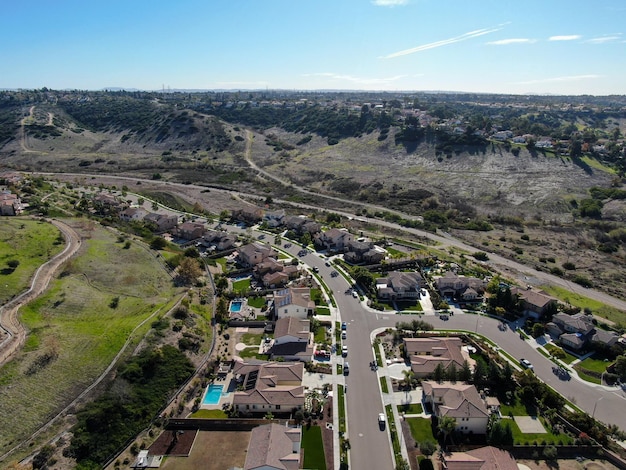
(158, 431, 250, 470)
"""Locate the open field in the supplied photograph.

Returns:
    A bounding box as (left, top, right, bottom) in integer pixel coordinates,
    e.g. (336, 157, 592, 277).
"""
(0, 219, 180, 456)
(158, 431, 250, 470)
(0, 218, 64, 305)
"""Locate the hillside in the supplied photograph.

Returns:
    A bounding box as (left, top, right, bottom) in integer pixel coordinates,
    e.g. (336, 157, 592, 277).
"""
(2, 89, 626, 300)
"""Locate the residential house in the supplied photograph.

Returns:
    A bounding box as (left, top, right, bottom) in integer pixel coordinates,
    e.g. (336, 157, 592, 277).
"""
(269, 317, 314, 362)
(232, 361, 305, 415)
(272, 287, 315, 319)
(436, 272, 486, 301)
(510, 287, 558, 318)
(256, 260, 299, 289)
(143, 212, 179, 232)
(263, 210, 286, 228)
(343, 240, 386, 265)
(422, 381, 489, 434)
(442, 446, 518, 470)
(92, 192, 125, 214)
(201, 230, 238, 252)
(404, 337, 470, 378)
(314, 228, 354, 252)
(232, 206, 264, 225)
(377, 271, 426, 301)
(547, 312, 619, 351)
(244, 423, 302, 470)
(238, 242, 278, 268)
(0, 192, 23, 216)
(119, 206, 149, 222)
(284, 215, 321, 235)
(176, 221, 206, 241)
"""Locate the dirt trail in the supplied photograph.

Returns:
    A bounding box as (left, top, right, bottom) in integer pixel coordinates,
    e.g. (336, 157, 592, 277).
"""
(19, 105, 35, 153)
(0, 218, 81, 367)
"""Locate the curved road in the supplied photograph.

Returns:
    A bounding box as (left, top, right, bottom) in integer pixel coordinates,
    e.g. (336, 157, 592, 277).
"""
(0, 219, 81, 366)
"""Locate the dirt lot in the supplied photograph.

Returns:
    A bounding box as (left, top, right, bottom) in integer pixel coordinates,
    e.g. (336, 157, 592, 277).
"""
(158, 431, 250, 470)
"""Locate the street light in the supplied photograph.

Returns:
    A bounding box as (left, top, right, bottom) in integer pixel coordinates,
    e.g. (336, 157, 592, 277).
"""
(592, 396, 603, 419)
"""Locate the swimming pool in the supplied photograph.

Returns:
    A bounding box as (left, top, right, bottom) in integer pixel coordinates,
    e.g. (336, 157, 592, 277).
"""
(230, 300, 243, 313)
(202, 384, 224, 405)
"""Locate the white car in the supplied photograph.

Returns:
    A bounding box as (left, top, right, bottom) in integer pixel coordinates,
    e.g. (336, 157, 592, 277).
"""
(520, 358, 534, 370)
(378, 413, 386, 427)
(342, 345, 348, 357)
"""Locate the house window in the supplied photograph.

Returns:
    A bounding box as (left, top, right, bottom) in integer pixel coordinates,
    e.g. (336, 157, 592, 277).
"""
(284, 309, 288, 314)
(246, 405, 249, 410)
(276, 405, 281, 410)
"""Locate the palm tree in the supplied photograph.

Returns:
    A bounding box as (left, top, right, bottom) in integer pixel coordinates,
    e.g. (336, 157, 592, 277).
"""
(438, 416, 457, 447)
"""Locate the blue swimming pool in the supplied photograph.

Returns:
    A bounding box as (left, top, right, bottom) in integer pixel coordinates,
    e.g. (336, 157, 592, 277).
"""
(202, 384, 224, 405)
(230, 300, 243, 313)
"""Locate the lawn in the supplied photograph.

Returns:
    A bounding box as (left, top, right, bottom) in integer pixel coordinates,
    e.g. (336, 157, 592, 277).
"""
(385, 404, 402, 465)
(0, 219, 180, 457)
(0, 218, 64, 305)
(314, 326, 327, 344)
(301, 425, 327, 470)
(238, 348, 268, 360)
(190, 409, 228, 419)
(380, 376, 389, 393)
(398, 403, 424, 414)
(247, 296, 266, 308)
(338, 385, 346, 433)
(574, 355, 609, 384)
(507, 418, 573, 445)
(396, 300, 423, 312)
(544, 343, 576, 364)
(232, 278, 251, 291)
(315, 306, 331, 316)
(241, 332, 265, 346)
(406, 417, 435, 442)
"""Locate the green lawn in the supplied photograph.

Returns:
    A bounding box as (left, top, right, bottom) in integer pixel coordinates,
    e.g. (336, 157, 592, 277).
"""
(406, 417, 435, 442)
(398, 403, 424, 414)
(301, 425, 327, 470)
(544, 343, 576, 364)
(338, 385, 346, 433)
(247, 296, 266, 308)
(314, 326, 327, 344)
(232, 278, 251, 291)
(578, 355, 611, 373)
(396, 300, 423, 312)
(190, 409, 228, 419)
(499, 396, 536, 417)
(385, 404, 402, 465)
(507, 418, 573, 445)
(380, 376, 389, 393)
(0, 220, 180, 456)
(315, 307, 331, 316)
(0, 218, 64, 305)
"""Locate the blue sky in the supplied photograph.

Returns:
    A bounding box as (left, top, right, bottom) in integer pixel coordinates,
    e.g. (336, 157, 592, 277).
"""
(2, 0, 625, 95)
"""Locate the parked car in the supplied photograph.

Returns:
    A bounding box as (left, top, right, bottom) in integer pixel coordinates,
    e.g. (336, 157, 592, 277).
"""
(352, 291, 358, 298)
(341, 322, 347, 330)
(341, 331, 347, 340)
(312, 266, 319, 273)
(342, 345, 348, 357)
(520, 358, 534, 370)
(378, 413, 386, 429)
(343, 362, 350, 375)
(284, 243, 291, 248)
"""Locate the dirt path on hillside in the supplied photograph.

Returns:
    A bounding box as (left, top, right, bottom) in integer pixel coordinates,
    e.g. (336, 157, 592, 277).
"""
(0, 218, 81, 367)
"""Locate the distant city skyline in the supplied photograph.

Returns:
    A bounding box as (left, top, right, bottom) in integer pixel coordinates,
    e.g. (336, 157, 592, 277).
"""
(2, 0, 625, 96)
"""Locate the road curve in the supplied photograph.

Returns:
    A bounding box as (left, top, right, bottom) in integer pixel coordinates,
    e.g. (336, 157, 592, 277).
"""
(0, 218, 81, 367)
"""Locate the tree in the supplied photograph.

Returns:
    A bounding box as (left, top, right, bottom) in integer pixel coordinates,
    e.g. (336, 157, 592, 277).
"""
(543, 445, 558, 461)
(438, 416, 457, 446)
(7, 259, 19, 269)
(177, 257, 202, 285)
(433, 363, 446, 383)
(614, 355, 626, 381)
(531, 322, 545, 338)
(419, 439, 437, 457)
(446, 363, 457, 383)
(459, 360, 472, 382)
(150, 236, 167, 250)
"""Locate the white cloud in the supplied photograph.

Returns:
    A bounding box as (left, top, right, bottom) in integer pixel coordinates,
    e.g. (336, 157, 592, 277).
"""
(549, 35, 581, 41)
(516, 74, 601, 85)
(382, 26, 503, 59)
(371, 0, 409, 5)
(487, 38, 536, 45)
(585, 34, 622, 44)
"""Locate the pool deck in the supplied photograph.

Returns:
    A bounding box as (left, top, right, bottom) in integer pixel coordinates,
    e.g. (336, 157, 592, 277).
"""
(199, 373, 237, 410)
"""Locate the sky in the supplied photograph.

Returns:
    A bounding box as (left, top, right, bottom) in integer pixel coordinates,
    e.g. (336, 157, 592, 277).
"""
(1, 0, 625, 95)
